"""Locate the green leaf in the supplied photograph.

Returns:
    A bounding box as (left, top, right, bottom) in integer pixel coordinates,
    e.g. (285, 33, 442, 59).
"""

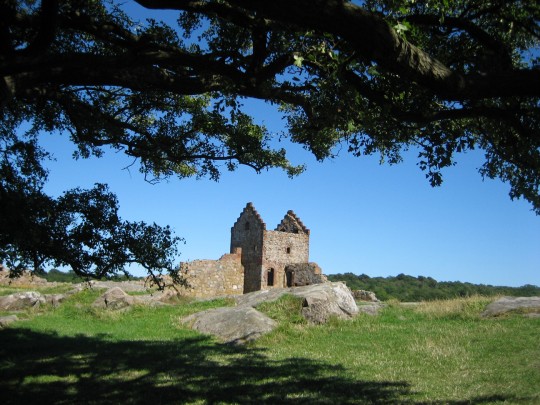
(293, 54, 304, 68)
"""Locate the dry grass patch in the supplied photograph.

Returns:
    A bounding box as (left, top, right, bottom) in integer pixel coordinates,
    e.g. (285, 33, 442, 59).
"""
(413, 295, 496, 319)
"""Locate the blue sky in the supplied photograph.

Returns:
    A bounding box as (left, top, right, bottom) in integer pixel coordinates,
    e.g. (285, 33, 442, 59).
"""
(38, 2, 540, 287)
(40, 95, 540, 287)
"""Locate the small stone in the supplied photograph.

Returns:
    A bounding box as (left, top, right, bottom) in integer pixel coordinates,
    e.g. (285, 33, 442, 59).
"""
(0, 291, 46, 311)
(0, 315, 19, 328)
(481, 296, 540, 317)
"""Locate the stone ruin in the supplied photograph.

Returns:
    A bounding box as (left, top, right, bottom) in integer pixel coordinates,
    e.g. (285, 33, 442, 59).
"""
(179, 203, 327, 298)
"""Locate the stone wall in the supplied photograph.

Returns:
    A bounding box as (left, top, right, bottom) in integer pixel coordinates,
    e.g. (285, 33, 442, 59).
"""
(284, 263, 327, 287)
(262, 230, 309, 288)
(179, 251, 244, 298)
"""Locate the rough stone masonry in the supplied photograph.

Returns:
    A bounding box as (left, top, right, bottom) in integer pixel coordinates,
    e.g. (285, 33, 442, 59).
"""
(178, 203, 327, 297)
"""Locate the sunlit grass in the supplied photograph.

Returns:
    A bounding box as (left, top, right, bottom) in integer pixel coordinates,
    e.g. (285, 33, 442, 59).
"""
(0, 283, 76, 296)
(1, 291, 539, 404)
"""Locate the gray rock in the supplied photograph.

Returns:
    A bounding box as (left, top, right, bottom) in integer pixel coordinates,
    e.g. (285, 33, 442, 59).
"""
(0, 315, 18, 328)
(0, 291, 46, 310)
(352, 289, 379, 302)
(235, 282, 359, 323)
(92, 287, 136, 310)
(44, 294, 67, 307)
(82, 280, 150, 292)
(181, 306, 277, 344)
(182, 282, 359, 344)
(292, 282, 359, 323)
(481, 296, 540, 317)
(357, 303, 385, 316)
(92, 287, 174, 309)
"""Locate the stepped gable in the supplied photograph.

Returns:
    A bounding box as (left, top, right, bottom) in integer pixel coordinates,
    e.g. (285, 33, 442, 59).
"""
(275, 210, 310, 235)
(231, 202, 266, 230)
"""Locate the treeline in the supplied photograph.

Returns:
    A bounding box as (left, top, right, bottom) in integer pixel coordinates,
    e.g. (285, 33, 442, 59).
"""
(40, 269, 143, 283)
(327, 273, 540, 302)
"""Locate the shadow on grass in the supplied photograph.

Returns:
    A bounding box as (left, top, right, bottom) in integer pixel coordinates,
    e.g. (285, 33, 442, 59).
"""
(0, 328, 524, 404)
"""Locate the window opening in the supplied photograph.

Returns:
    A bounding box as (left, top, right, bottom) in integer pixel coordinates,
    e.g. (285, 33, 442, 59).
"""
(286, 247, 291, 254)
(245, 221, 250, 230)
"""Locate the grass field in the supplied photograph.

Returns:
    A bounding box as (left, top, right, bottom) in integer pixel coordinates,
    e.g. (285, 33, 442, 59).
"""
(1, 287, 538, 404)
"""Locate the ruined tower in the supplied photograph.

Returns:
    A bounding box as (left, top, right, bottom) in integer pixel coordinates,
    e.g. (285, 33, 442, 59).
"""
(230, 202, 311, 293)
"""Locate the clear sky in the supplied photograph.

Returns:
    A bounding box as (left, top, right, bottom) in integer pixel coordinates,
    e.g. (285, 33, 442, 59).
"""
(38, 3, 540, 287)
(40, 95, 540, 287)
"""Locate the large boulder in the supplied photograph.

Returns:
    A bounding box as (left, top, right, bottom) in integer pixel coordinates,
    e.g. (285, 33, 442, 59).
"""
(236, 282, 359, 324)
(92, 287, 172, 309)
(481, 296, 540, 317)
(291, 282, 359, 323)
(0, 291, 46, 310)
(182, 282, 359, 344)
(352, 289, 379, 302)
(181, 306, 277, 344)
(0, 269, 48, 286)
(92, 287, 136, 310)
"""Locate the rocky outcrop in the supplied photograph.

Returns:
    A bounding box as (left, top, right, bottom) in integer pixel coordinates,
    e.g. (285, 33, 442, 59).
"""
(0, 291, 46, 310)
(181, 282, 359, 344)
(481, 296, 540, 317)
(181, 306, 277, 344)
(352, 290, 379, 302)
(293, 282, 359, 323)
(83, 280, 149, 292)
(92, 287, 176, 309)
(0, 269, 49, 286)
(0, 290, 73, 311)
(236, 282, 358, 323)
(92, 287, 136, 310)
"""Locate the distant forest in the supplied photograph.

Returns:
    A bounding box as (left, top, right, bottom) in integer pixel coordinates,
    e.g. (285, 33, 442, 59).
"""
(40, 269, 141, 283)
(41, 269, 540, 302)
(327, 273, 540, 302)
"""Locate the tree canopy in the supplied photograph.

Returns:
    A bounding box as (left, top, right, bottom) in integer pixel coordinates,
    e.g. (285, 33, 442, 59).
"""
(327, 273, 540, 301)
(1, 0, 539, 279)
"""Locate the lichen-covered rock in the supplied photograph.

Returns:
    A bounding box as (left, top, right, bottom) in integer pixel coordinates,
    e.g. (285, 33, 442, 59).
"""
(182, 282, 359, 344)
(352, 290, 379, 302)
(0, 291, 46, 310)
(181, 306, 277, 344)
(481, 296, 540, 317)
(0, 269, 48, 286)
(292, 282, 359, 323)
(44, 294, 68, 307)
(92, 287, 135, 310)
(92, 287, 174, 309)
(236, 282, 359, 323)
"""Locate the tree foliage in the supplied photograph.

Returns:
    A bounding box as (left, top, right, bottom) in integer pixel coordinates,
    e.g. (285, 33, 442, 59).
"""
(0, 124, 182, 286)
(1, 0, 539, 278)
(328, 272, 540, 301)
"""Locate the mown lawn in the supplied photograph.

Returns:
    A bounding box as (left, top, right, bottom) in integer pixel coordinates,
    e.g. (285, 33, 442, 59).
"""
(1, 288, 538, 404)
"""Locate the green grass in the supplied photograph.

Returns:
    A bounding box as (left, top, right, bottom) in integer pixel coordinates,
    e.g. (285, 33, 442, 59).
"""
(1, 290, 539, 404)
(0, 283, 76, 296)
